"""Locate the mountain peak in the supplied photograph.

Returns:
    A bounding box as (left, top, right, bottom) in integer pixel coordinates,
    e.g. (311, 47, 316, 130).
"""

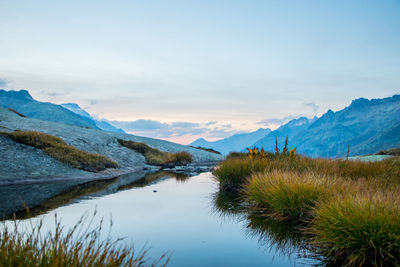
(0, 89, 33, 102)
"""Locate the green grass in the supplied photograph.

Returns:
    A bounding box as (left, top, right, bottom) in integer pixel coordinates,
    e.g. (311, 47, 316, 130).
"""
(0, 212, 169, 266)
(117, 139, 192, 165)
(311, 194, 400, 266)
(1, 130, 118, 172)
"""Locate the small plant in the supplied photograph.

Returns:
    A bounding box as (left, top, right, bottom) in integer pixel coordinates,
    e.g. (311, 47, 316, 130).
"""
(246, 147, 259, 159)
(282, 136, 289, 154)
(289, 147, 296, 159)
(275, 136, 280, 155)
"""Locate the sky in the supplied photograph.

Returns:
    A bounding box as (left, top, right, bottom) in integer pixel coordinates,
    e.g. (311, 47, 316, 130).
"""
(0, 0, 399, 144)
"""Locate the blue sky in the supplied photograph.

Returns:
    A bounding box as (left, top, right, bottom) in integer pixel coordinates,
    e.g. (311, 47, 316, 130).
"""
(0, 0, 399, 143)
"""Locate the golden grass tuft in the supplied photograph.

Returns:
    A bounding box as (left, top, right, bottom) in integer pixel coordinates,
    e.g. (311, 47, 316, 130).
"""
(1, 130, 118, 172)
(311, 193, 400, 266)
(117, 139, 192, 165)
(245, 171, 336, 222)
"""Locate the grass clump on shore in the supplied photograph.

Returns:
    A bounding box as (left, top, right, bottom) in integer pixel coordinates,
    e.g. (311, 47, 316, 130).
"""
(213, 158, 270, 190)
(311, 194, 400, 266)
(117, 139, 192, 165)
(245, 171, 336, 222)
(1, 130, 118, 172)
(0, 213, 169, 266)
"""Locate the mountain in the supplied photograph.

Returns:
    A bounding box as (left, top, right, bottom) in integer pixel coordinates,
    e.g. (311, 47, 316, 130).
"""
(251, 95, 400, 157)
(0, 89, 98, 129)
(190, 128, 271, 155)
(250, 117, 317, 152)
(61, 103, 125, 133)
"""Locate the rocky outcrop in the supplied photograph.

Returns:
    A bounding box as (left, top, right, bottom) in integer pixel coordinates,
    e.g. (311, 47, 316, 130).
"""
(0, 107, 223, 184)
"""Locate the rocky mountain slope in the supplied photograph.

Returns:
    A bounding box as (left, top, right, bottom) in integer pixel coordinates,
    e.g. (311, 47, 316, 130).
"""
(252, 95, 400, 157)
(0, 107, 222, 182)
(190, 128, 271, 155)
(0, 89, 98, 129)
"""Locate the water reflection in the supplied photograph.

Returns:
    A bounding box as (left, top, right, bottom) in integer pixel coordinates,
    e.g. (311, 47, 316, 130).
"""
(211, 189, 320, 266)
(4, 171, 191, 220)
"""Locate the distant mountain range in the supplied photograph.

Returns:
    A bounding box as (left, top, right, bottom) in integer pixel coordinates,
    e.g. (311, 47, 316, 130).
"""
(2, 89, 399, 157)
(0, 89, 124, 133)
(191, 128, 271, 155)
(191, 95, 400, 157)
(61, 103, 125, 133)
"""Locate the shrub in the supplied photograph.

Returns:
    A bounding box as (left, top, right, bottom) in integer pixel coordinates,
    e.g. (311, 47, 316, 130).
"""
(1, 131, 118, 172)
(167, 151, 193, 164)
(118, 139, 192, 165)
(311, 194, 400, 266)
(245, 171, 337, 222)
(0, 212, 169, 266)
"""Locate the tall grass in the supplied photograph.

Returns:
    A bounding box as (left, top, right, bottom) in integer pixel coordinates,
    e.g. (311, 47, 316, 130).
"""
(0, 212, 169, 266)
(311, 193, 400, 266)
(117, 139, 192, 165)
(214, 154, 400, 187)
(213, 158, 270, 190)
(1, 130, 118, 172)
(245, 171, 338, 222)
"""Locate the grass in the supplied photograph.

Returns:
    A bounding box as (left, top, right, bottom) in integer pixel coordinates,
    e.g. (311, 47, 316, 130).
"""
(245, 171, 337, 222)
(213, 158, 270, 190)
(117, 139, 192, 165)
(311, 193, 400, 266)
(214, 154, 400, 188)
(214, 148, 400, 266)
(1, 130, 118, 172)
(189, 146, 221, 154)
(0, 212, 169, 266)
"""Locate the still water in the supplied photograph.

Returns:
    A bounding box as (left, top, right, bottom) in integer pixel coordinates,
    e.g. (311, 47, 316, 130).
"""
(5, 172, 319, 266)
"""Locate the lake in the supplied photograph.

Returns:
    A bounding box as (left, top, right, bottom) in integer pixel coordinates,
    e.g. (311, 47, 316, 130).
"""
(2, 172, 321, 266)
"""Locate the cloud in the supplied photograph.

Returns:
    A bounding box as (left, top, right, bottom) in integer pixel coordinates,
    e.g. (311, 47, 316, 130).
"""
(39, 90, 65, 97)
(257, 115, 299, 126)
(303, 102, 319, 113)
(90, 99, 98, 105)
(205, 121, 217, 126)
(108, 119, 236, 140)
